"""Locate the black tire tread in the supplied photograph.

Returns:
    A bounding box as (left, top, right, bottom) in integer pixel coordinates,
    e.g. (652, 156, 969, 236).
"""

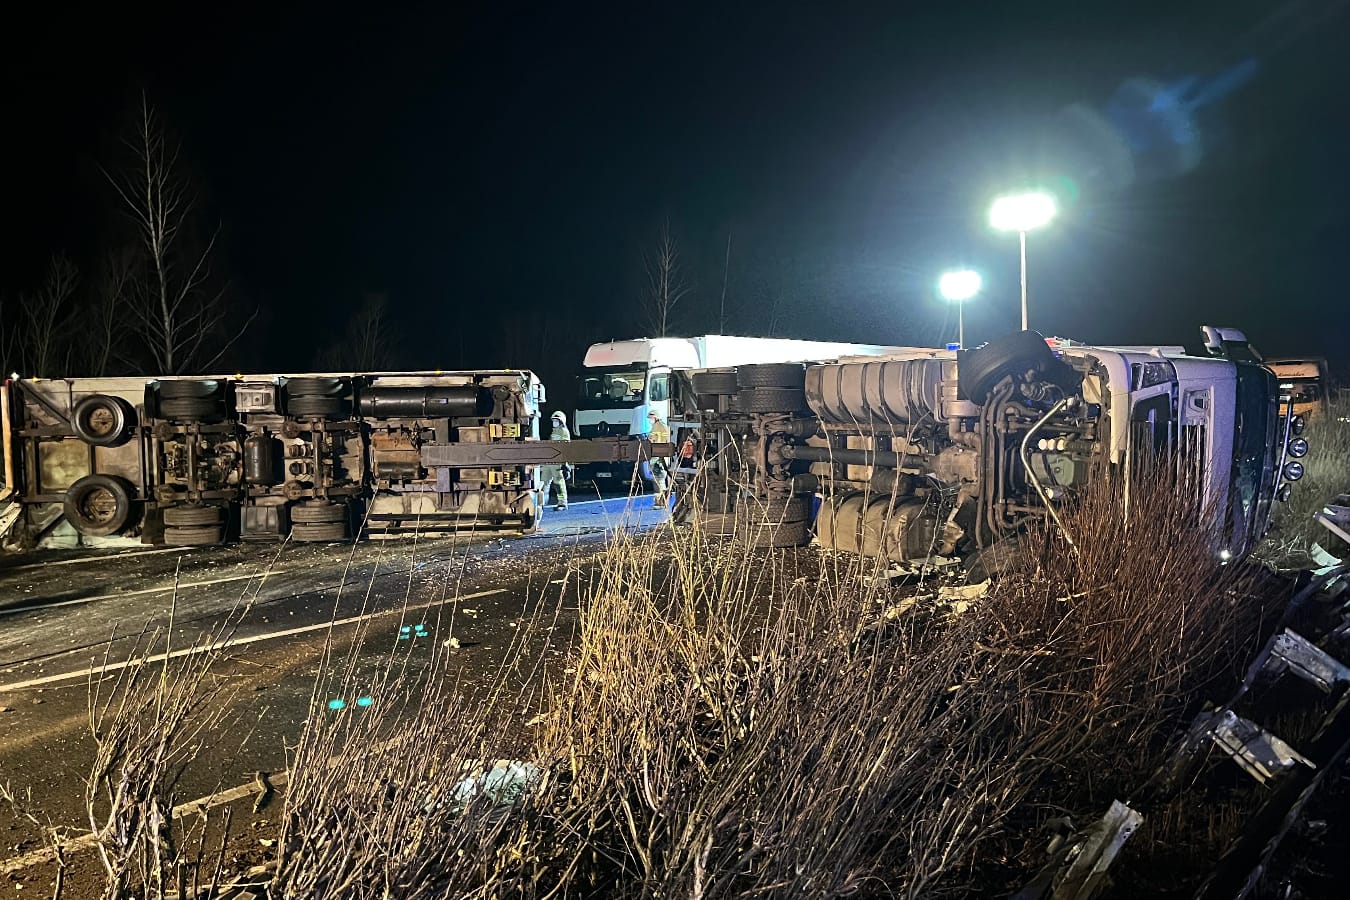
(158, 380, 220, 400)
(736, 363, 806, 390)
(290, 501, 347, 524)
(959, 331, 1055, 405)
(285, 377, 347, 397)
(164, 525, 224, 546)
(160, 397, 223, 421)
(292, 521, 347, 542)
(737, 387, 808, 413)
(691, 371, 740, 395)
(163, 504, 224, 527)
(287, 395, 349, 418)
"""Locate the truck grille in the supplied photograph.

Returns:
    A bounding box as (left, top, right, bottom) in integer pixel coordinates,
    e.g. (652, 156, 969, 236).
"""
(578, 422, 630, 438)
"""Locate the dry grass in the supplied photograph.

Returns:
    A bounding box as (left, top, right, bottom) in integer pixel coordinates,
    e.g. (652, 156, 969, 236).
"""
(1260, 400, 1350, 567)
(13, 462, 1284, 898)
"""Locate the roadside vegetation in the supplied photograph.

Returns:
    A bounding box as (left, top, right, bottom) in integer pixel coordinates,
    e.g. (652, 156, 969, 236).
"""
(10, 456, 1323, 899)
(1260, 399, 1350, 568)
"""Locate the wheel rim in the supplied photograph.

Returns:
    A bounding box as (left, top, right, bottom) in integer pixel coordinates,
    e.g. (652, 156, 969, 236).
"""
(78, 487, 119, 526)
(84, 407, 118, 439)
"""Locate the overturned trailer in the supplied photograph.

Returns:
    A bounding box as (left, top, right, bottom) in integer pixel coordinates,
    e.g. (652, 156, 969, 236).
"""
(0, 371, 661, 550)
(671, 328, 1308, 570)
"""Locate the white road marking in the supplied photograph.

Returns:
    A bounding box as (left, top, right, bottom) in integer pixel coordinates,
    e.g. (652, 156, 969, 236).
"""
(3, 546, 188, 572)
(0, 587, 506, 694)
(0, 569, 289, 618)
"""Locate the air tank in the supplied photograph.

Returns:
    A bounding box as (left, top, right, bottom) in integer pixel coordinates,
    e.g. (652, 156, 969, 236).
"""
(243, 434, 279, 485)
(358, 386, 490, 419)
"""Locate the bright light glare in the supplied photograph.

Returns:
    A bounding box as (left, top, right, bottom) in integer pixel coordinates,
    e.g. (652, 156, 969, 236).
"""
(938, 269, 982, 302)
(989, 191, 1058, 232)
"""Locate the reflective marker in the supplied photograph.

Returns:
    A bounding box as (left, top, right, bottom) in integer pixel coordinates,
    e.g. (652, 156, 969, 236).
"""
(356, 696, 373, 707)
(328, 698, 346, 710)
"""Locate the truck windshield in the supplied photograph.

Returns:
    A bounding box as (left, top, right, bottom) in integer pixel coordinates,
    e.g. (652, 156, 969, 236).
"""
(578, 366, 648, 409)
(1279, 379, 1322, 404)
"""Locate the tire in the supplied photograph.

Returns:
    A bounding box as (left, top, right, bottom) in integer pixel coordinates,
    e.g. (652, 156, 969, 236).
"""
(285, 377, 346, 397)
(164, 525, 223, 546)
(754, 494, 811, 523)
(963, 534, 1029, 583)
(292, 521, 347, 542)
(287, 395, 348, 418)
(736, 363, 806, 390)
(160, 397, 222, 421)
(290, 501, 346, 524)
(749, 519, 810, 548)
(158, 380, 220, 400)
(959, 331, 1056, 405)
(64, 475, 135, 537)
(738, 387, 808, 413)
(163, 504, 223, 527)
(691, 371, 740, 395)
(71, 395, 135, 447)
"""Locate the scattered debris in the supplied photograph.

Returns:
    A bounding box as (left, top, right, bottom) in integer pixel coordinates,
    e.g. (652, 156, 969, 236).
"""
(1014, 800, 1143, 900)
(1253, 630, 1350, 693)
(252, 771, 275, 813)
(1188, 709, 1315, 784)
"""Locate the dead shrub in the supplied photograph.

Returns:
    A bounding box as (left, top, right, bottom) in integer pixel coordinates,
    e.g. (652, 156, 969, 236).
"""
(1262, 399, 1350, 567)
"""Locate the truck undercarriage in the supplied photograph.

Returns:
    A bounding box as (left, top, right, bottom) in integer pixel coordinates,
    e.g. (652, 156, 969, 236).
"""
(0, 371, 665, 549)
(672, 329, 1302, 570)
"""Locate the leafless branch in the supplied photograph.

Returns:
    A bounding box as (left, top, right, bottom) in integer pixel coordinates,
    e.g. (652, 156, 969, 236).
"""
(643, 218, 692, 337)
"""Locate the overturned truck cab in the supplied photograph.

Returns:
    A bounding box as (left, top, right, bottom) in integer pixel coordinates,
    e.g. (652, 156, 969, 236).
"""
(672, 328, 1304, 569)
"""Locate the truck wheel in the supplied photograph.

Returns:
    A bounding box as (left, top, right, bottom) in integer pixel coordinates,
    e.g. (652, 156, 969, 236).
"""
(749, 519, 810, 548)
(163, 504, 223, 527)
(736, 363, 806, 390)
(287, 395, 348, 418)
(754, 494, 811, 523)
(64, 475, 135, 537)
(164, 525, 224, 546)
(285, 377, 347, 397)
(692, 371, 740, 395)
(959, 331, 1056, 405)
(963, 534, 1030, 583)
(737, 387, 808, 413)
(72, 395, 136, 447)
(160, 397, 223, 422)
(290, 501, 346, 524)
(292, 521, 347, 542)
(158, 379, 220, 400)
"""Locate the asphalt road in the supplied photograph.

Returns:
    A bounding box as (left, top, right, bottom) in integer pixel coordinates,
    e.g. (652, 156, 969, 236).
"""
(0, 493, 669, 894)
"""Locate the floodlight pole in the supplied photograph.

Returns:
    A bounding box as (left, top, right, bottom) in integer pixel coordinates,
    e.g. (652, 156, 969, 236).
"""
(957, 301, 965, 349)
(1019, 230, 1028, 332)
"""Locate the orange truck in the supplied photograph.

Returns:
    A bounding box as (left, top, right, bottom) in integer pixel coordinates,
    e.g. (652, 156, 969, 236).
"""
(1263, 357, 1331, 420)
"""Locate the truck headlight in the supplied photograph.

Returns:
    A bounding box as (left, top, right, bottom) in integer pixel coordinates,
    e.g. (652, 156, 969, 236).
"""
(1276, 484, 1292, 502)
(1290, 414, 1306, 435)
(1283, 461, 1305, 481)
(1286, 437, 1309, 458)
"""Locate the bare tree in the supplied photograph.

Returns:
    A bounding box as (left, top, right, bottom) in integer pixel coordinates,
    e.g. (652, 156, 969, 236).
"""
(104, 94, 253, 373)
(642, 219, 691, 337)
(79, 248, 137, 376)
(351, 292, 395, 370)
(315, 292, 399, 371)
(718, 225, 733, 334)
(766, 288, 786, 338)
(18, 254, 79, 377)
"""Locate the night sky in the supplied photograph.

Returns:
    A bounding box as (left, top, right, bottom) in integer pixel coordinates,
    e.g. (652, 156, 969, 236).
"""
(5, 0, 1349, 393)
